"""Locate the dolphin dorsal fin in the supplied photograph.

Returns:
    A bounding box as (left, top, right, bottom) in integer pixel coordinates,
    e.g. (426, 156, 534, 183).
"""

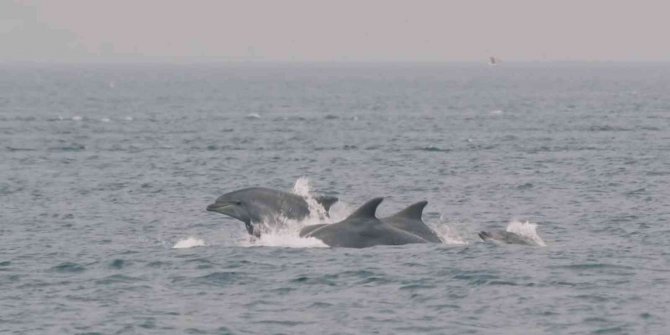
(347, 197, 384, 219)
(314, 195, 338, 212)
(390, 201, 428, 220)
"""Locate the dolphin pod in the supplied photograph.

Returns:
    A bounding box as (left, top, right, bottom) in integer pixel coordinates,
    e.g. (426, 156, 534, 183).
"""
(207, 187, 542, 248)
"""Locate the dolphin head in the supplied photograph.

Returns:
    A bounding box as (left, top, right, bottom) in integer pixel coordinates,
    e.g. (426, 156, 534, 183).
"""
(207, 193, 259, 236)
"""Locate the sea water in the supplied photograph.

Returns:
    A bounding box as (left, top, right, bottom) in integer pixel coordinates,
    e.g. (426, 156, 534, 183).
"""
(1, 62, 669, 334)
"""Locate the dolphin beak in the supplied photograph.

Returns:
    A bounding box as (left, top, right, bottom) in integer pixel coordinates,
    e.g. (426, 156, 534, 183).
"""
(206, 203, 237, 215)
(207, 202, 256, 236)
(206, 202, 249, 223)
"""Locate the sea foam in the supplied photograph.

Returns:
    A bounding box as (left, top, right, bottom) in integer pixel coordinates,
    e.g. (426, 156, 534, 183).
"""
(173, 237, 206, 249)
(505, 220, 546, 246)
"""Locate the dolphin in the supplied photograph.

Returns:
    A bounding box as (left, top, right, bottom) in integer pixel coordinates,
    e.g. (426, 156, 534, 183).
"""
(381, 201, 442, 243)
(206, 187, 338, 236)
(478, 230, 539, 246)
(300, 197, 429, 248)
(299, 201, 442, 243)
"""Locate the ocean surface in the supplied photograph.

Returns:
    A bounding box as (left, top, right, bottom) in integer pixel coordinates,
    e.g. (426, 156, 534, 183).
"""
(1, 62, 669, 334)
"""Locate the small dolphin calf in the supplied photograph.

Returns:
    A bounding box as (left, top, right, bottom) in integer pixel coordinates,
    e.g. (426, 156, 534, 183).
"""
(381, 201, 442, 243)
(300, 198, 428, 248)
(207, 187, 337, 236)
(478, 231, 539, 246)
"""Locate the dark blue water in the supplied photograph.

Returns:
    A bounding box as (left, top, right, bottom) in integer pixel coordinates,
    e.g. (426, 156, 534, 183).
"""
(1, 63, 669, 334)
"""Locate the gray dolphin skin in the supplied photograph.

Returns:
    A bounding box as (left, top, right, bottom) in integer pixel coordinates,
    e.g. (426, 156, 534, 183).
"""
(381, 201, 442, 243)
(299, 201, 442, 244)
(300, 198, 429, 248)
(206, 187, 338, 236)
(298, 223, 329, 237)
(478, 230, 538, 246)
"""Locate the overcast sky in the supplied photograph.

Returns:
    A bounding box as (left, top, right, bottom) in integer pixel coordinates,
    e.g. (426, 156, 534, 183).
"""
(2, 0, 669, 62)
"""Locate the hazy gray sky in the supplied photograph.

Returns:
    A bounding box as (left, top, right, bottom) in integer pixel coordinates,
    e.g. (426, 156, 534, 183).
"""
(2, 0, 669, 62)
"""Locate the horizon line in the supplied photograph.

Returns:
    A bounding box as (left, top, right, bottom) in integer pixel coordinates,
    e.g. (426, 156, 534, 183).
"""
(3, 58, 670, 65)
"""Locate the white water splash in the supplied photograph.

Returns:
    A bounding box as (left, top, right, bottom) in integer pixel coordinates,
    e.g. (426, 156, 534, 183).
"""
(236, 178, 339, 248)
(505, 220, 546, 246)
(292, 177, 330, 223)
(173, 237, 206, 249)
(240, 230, 328, 248)
(293, 177, 354, 223)
(434, 216, 469, 245)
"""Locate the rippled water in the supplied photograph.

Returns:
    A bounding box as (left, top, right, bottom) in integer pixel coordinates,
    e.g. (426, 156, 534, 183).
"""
(1, 63, 669, 334)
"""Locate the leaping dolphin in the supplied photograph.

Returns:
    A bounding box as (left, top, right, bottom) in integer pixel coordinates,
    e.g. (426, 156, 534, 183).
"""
(300, 198, 429, 248)
(206, 187, 337, 236)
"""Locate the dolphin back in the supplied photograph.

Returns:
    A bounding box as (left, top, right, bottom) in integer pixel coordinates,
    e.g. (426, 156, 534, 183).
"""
(304, 197, 430, 248)
(299, 223, 329, 237)
(389, 201, 427, 220)
(346, 197, 384, 220)
(383, 201, 442, 243)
